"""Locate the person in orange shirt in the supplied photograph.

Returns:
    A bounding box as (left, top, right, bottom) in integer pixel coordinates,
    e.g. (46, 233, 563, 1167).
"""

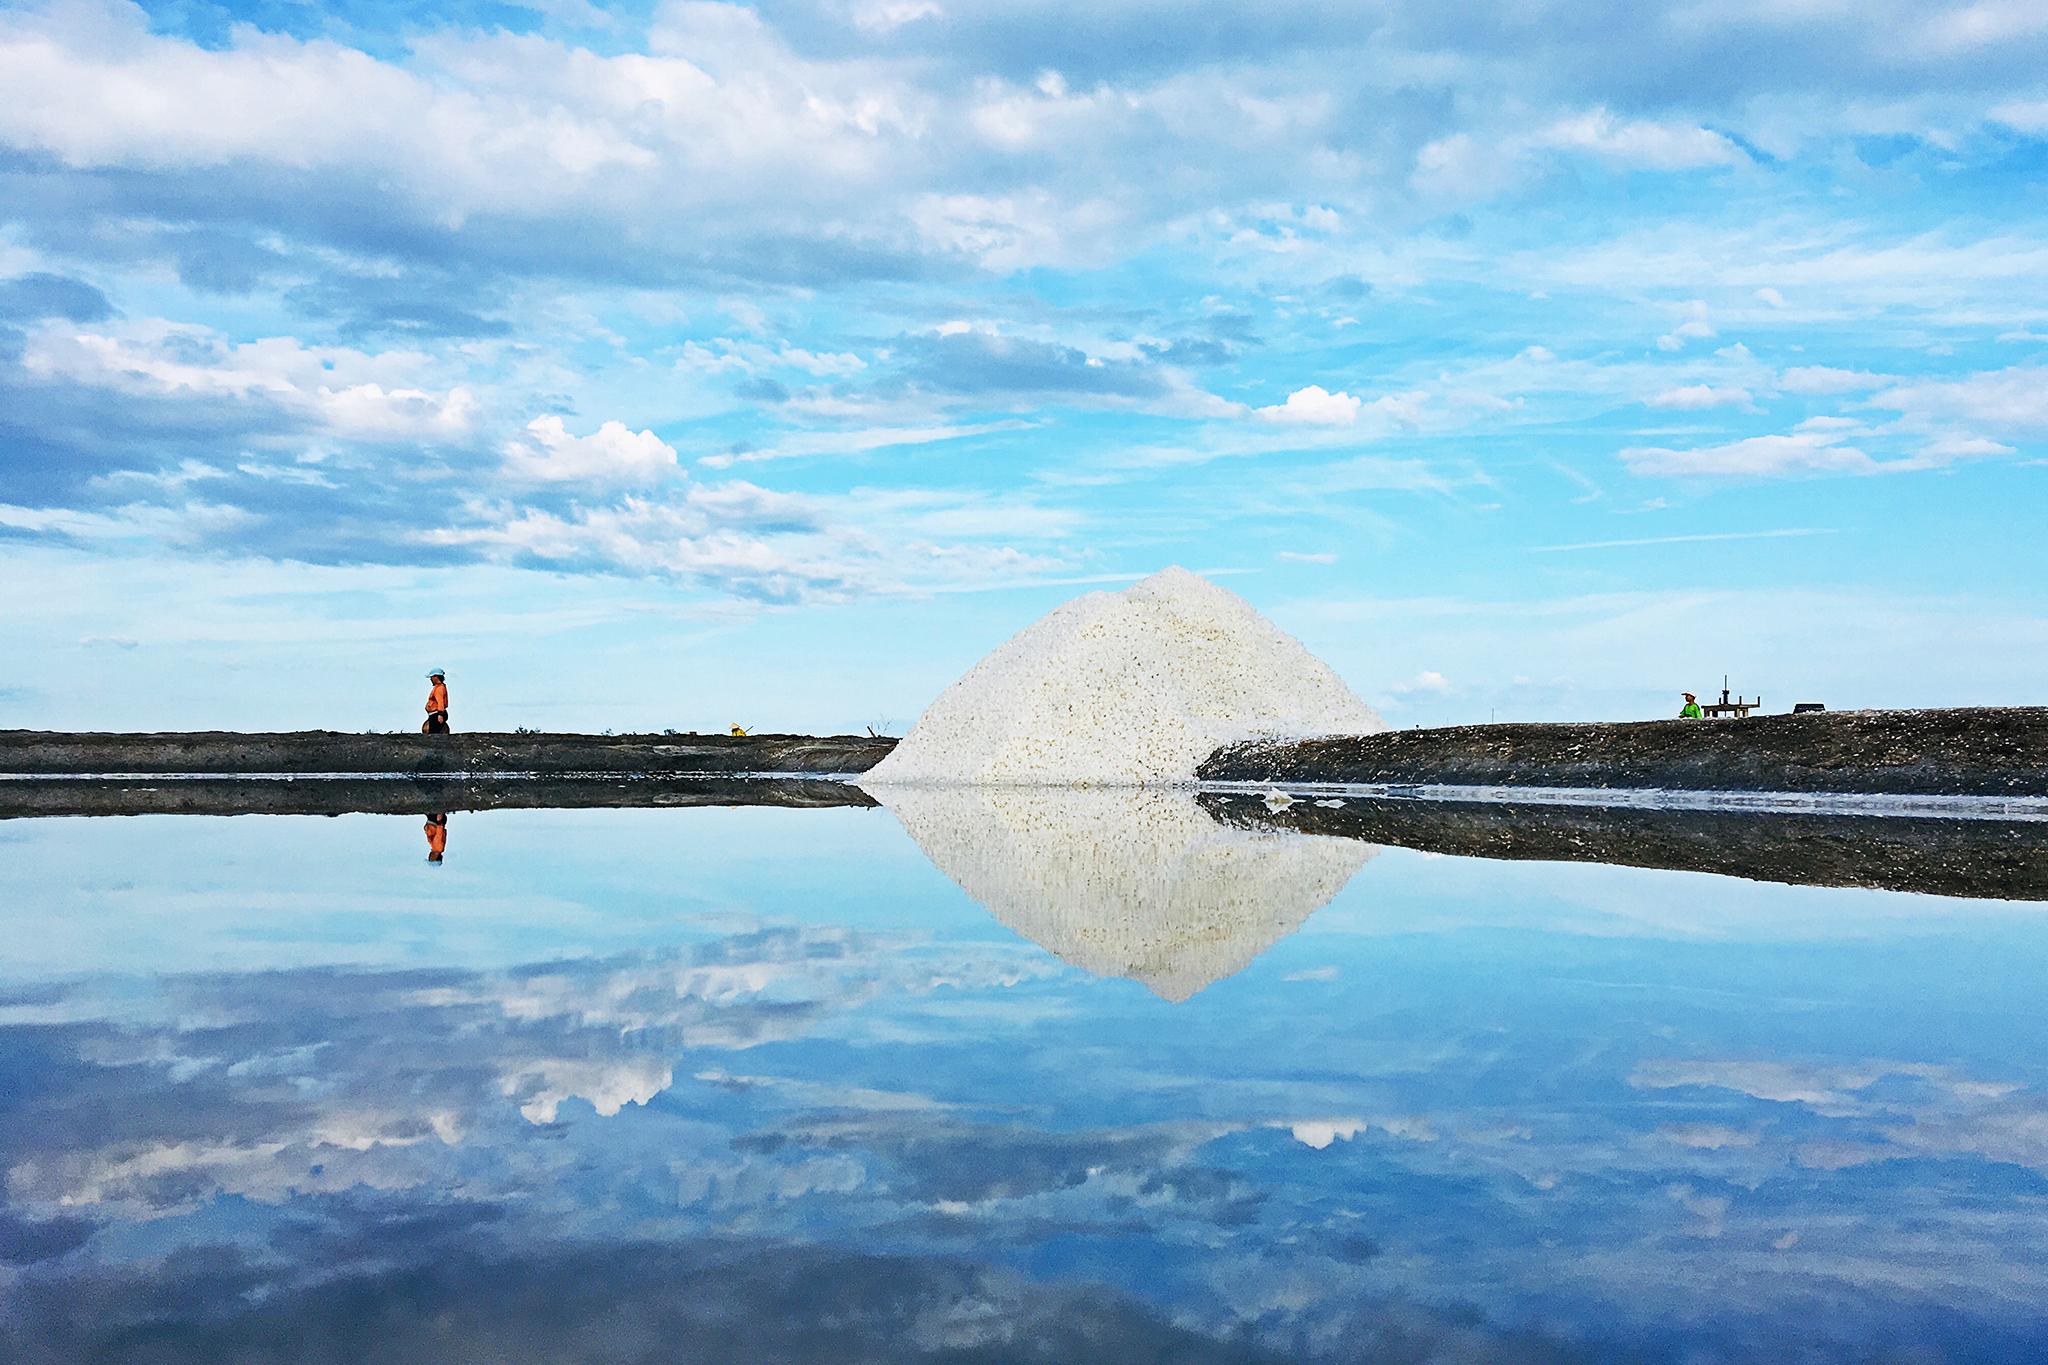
(422, 669, 450, 734)
(424, 812, 448, 863)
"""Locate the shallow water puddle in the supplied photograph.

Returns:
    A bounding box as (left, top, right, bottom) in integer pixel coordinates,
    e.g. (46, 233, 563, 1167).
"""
(3, 803, 2047, 1361)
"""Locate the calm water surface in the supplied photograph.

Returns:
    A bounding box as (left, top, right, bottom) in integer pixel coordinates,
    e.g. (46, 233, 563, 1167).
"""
(4, 797, 2047, 1362)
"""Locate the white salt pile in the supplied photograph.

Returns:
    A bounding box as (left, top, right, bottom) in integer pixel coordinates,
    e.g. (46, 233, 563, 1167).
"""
(878, 785, 1373, 1001)
(865, 566, 1384, 787)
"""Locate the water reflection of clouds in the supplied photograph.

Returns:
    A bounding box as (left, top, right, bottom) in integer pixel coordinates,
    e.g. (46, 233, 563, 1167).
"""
(1633, 1055, 2048, 1180)
(7, 910, 2048, 1359)
(8, 810, 2048, 1360)
(3, 924, 1045, 1221)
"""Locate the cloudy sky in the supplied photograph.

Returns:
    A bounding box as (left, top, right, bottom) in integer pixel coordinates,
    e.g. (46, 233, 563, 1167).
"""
(2, 0, 2045, 731)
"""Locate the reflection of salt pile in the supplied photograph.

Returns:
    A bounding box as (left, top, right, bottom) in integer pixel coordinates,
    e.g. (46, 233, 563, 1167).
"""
(865, 566, 1384, 786)
(876, 785, 1373, 1001)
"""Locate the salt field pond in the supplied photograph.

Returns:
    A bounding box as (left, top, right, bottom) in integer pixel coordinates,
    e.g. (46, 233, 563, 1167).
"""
(6, 797, 2048, 1362)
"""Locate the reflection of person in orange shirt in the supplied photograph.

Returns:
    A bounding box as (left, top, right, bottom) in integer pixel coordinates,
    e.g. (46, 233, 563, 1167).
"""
(424, 813, 448, 863)
(422, 669, 449, 734)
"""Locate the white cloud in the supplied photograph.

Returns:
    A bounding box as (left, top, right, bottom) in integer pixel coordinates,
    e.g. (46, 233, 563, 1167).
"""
(19, 321, 477, 441)
(435, 489, 816, 584)
(1779, 365, 1890, 394)
(1654, 300, 1717, 351)
(1, 8, 645, 182)
(1276, 550, 1337, 564)
(1532, 528, 1833, 553)
(850, 0, 942, 34)
(909, 188, 1131, 272)
(1531, 224, 2048, 329)
(1533, 109, 1747, 170)
(1388, 669, 1451, 695)
(1992, 98, 2048, 131)
(1415, 109, 1744, 204)
(429, 480, 1072, 602)
(0, 499, 252, 545)
(964, 71, 1134, 156)
(1646, 384, 1752, 410)
(503, 415, 679, 485)
(1410, 131, 1495, 199)
(1256, 384, 1363, 425)
(1297, 453, 1465, 494)
(1921, 1, 2048, 54)
(677, 338, 866, 376)
(1868, 365, 2048, 435)
(1754, 287, 1787, 307)
(1916, 434, 2017, 460)
(1621, 426, 1877, 478)
(0, 0, 928, 251)
(320, 383, 478, 440)
(700, 421, 1028, 468)
(841, 486, 1082, 540)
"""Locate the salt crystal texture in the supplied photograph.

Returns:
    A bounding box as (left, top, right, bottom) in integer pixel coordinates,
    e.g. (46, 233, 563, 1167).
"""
(877, 785, 1373, 1001)
(865, 566, 1384, 787)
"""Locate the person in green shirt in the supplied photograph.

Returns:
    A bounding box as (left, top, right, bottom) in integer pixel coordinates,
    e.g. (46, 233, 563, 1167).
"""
(1679, 691, 1703, 718)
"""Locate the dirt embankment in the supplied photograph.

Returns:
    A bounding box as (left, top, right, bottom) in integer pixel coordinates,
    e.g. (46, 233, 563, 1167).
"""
(0, 730, 897, 778)
(1203, 792, 2048, 902)
(0, 775, 878, 820)
(1200, 708, 2048, 797)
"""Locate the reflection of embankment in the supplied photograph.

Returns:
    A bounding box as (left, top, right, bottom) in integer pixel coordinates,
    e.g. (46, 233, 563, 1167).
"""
(0, 776, 877, 819)
(1203, 793, 2048, 901)
(870, 785, 1373, 1001)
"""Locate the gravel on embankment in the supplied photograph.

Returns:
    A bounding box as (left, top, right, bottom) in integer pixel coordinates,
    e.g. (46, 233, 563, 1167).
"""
(0, 730, 897, 778)
(1199, 707, 2048, 798)
(6, 708, 2043, 798)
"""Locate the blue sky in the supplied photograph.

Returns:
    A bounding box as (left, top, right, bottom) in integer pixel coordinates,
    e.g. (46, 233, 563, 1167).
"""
(1, 0, 2045, 731)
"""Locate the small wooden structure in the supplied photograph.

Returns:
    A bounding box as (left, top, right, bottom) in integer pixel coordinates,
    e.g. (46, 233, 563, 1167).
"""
(1700, 677, 1759, 719)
